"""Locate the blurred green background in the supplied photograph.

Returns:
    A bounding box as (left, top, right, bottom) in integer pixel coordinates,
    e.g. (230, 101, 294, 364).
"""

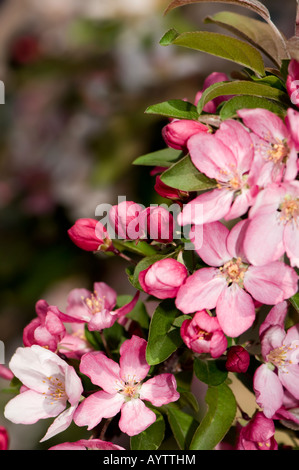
(0, 0, 296, 449)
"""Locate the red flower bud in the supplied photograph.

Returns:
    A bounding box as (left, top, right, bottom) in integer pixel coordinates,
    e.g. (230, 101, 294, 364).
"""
(68, 218, 112, 252)
(162, 119, 209, 152)
(226, 345, 250, 373)
(0, 426, 9, 450)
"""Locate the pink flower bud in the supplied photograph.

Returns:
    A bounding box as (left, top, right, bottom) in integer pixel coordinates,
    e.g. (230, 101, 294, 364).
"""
(180, 310, 227, 358)
(225, 345, 250, 373)
(237, 412, 277, 450)
(139, 258, 188, 299)
(139, 206, 174, 243)
(0, 426, 9, 450)
(68, 218, 112, 252)
(108, 201, 143, 240)
(162, 119, 209, 151)
(0, 365, 13, 381)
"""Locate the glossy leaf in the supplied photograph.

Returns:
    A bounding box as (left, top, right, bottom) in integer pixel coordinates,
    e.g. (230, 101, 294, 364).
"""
(146, 299, 183, 365)
(193, 357, 228, 386)
(189, 383, 237, 450)
(204, 11, 288, 67)
(220, 95, 286, 120)
(290, 292, 299, 314)
(166, 406, 199, 449)
(133, 148, 182, 168)
(160, 155, 217, 191)
(145, 99, 199, 120)
(196, 80, 289, 114)
(160, 30, 265, 76)
(130, 410, 165, 450)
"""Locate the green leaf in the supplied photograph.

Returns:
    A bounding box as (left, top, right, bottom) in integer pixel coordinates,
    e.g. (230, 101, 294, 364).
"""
(117, 295, 150, 330)
(196, 80, 289, 114)
(145, 99, 199, 120)
(193, 357, 228, 386)
(220, 95, 286, 120)
(189, 383, 237, 450)
(146, 299, 183, 365)
(160, 30, 265, 76)
(204, 11, 288, 67)
(166, 407, 199, 450)
(133, 148, 182, 168)
(130, 410, 165, 450)
(113, 239, 157, 256)
(160, 155, 217, 191)
(290, 293, 299, 314)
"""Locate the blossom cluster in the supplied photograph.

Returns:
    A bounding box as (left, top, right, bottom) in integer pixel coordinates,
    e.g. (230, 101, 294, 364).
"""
(1, 56, 299, 451)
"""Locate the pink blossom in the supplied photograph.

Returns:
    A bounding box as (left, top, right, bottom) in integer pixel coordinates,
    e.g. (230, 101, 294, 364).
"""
(178, 119, 258, 226)
(139, 258, 188, 299)
(225, 345, 250, 373)
(162, 119, 209, 152)
(180, 310, 227, 358)
(49, 439, 125, 450)
(0, 426, 9, 450)
(194, 71, 231, 113)
(23, 299, 66, 352)
(4, 345, 83, 442)
(236, 411, 278, 450)
(243, 181, 299, 268)
(65, 282, 139, 331)
(139, 206, 174, 243)
(74, 335, 180, 436)
(286, 59, 299, 108)
(175, 220, 298, 338)
(68, 218, 112, 252)
(237, 108, 298, 186)
(253, 322, 299, 418)
(108, 200, 143, 240)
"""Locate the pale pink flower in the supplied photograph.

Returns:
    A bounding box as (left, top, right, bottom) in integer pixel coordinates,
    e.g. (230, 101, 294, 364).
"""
(180, 310, 227, 358)
(237, 108, 298, 186)
(74, 335, 180, 436)
(49, 439, 125, 450)
(65, 282, 139, 331)
(178, 119, 258, 226)
(139, 258, 188, 299)
(253, 322, 299, 418)
(57, 323, 93, 360)
(243, 181, 299, 268)
(4, 345, 83, 442)
(175, 220, 298, 338)
(236, 411, 278, 450)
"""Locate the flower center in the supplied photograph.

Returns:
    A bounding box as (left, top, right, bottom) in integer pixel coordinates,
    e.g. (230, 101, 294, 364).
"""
(267, 343, 299, 372)
(43, 375, 66, 404)
(216, 167, 244, 192)
(115, 375, 141, 400)
(84, 292, 104, 315)
(219, 257, 248, 288)
(278, 195, 299, 226)
(196, 328, 212, 341)
(268, 142, 289, 164)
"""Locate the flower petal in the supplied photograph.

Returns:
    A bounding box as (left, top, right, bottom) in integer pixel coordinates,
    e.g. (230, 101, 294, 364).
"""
(118, 399, 156, 436)
(253, 364, 284, 418)
(74, 391, 124, 430)
(194, 221, 230, 266)
(79, 351, 120, 393)
(140, 374, 180, 406)
(119, 335, 150, 383)
(216, 284, 256, 337)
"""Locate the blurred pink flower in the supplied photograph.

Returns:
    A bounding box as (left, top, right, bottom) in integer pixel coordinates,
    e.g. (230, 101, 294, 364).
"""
(74, 335, 179, 436)
(286, 59, 299, 108)
(195, 71, 231, 113)
(0, 426, 9, 450)
(49, 439, 125, 450)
